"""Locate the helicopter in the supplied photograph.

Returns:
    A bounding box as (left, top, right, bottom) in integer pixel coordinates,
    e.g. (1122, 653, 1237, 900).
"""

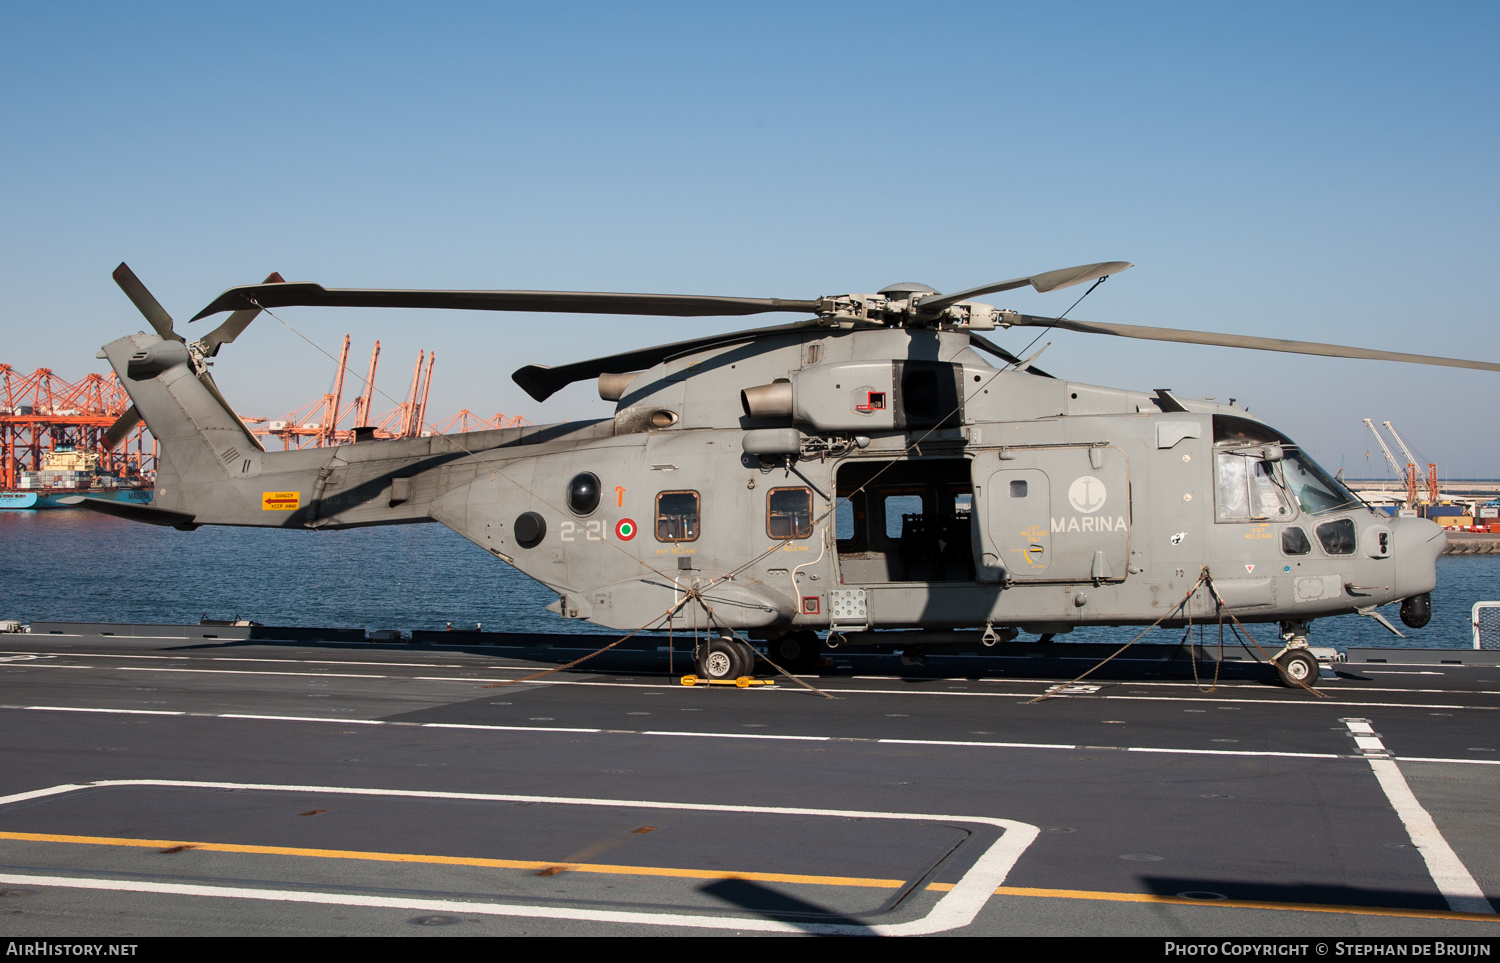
(75, 260, 1500, 687)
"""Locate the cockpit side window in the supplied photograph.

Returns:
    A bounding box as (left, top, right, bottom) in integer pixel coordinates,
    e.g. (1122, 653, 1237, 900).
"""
(1215, 452, 1292, 522)
(1316, 518, 1357, 555)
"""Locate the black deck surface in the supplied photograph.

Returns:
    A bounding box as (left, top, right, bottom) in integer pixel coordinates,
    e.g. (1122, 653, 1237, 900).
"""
(0, 632, 1496, 937)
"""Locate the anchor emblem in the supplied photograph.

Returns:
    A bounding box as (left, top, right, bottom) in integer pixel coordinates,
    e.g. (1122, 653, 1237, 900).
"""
(1068, 475, 1107, 514)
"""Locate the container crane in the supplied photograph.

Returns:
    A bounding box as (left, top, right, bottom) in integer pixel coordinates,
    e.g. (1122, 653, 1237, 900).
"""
(1383, 420, 1439, 505)
(1364, 418, 1413, 508)
(254, 337, 525, 450)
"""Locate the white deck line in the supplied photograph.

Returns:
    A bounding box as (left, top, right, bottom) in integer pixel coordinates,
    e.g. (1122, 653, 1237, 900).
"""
(0, 778, 1039, 936)
(1343, 719, 1494, 915)
(5, 661, 1499, 710)
(116, 667, 385, 679)
(1, 704, 1493, 764)
(22, 706, 186, 716)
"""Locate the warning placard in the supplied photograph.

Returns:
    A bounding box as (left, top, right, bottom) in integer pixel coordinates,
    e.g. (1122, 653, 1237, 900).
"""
(262, 491, 300, 511)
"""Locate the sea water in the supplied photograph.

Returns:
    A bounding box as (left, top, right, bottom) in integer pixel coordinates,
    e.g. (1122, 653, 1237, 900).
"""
(0, 511, 1493, 651)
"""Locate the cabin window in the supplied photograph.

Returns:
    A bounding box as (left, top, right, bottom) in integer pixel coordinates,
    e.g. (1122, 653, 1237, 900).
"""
(767, 487, 813, 539)
(835, 498, 855, 540)
(884, 493, 924, 539)
(655, 491, 699, 542)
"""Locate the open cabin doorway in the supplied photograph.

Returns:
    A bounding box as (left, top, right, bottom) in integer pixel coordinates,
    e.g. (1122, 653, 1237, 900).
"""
(833, 458, 975, 584)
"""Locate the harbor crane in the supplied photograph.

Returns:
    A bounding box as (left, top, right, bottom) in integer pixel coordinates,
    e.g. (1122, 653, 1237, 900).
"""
(1364, 418, 1415, 509)
(1383, 421, 1439, 505)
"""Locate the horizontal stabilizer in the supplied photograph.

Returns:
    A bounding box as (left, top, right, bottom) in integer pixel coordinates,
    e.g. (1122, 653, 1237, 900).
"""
(56, 496, 198, 530)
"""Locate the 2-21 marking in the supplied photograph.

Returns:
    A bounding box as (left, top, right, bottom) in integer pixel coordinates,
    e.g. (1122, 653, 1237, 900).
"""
(559, 520, 605, 542)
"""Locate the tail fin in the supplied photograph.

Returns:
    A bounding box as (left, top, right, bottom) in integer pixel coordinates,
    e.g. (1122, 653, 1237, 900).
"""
(91, 264, 298, 526)
(99, 332, 263, 518)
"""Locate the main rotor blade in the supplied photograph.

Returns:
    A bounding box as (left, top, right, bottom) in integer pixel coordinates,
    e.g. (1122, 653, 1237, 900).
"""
(914, 261, 1133, 316)
(513, 323, 818, 402)
(192, 284, 821, 322)
(112, 263, 180, 341)
(199, 272, 285, 354)
(1011, 314, 1500, 374)
(102, 406, 141, 451)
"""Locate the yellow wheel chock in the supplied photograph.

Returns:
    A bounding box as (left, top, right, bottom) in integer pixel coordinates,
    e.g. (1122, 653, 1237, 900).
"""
(678, 675, 773, 687)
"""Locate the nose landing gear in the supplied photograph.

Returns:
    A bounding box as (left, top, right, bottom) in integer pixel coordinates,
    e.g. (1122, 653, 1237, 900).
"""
(1273, 621, 1321, 689)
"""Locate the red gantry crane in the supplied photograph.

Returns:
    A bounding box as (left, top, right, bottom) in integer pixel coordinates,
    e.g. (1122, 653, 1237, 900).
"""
(256, 337, 528, 450)
(0, 365, 155, 490)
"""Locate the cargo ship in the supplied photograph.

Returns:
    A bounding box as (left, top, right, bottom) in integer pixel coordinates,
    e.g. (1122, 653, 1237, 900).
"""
(0, 445, 153, 511)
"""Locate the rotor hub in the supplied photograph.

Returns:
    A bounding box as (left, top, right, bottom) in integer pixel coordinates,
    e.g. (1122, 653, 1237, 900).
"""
(877, 282, 940, 299)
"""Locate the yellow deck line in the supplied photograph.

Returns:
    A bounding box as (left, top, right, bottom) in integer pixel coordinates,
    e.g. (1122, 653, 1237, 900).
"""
(0, 831, 901, 889)
(3, 830, 1495, 922)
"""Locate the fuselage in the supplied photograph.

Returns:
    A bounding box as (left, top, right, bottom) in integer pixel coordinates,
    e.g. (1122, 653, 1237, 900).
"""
(102, 325, 1445, 638)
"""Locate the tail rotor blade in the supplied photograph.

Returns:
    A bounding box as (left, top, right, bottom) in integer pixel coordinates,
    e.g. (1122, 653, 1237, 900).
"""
(102, 406, 142, 451)
(200, 272, 285, 355)
(196, 369, 265, 452)
(112, 263, 181, 342)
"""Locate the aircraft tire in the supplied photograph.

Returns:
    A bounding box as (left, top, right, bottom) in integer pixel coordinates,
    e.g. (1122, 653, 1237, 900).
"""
(730, 639, 758, 678)
(1275, 650, 1319, 688)
(774, 631, 820, 672)
(696, 639, 743, 681)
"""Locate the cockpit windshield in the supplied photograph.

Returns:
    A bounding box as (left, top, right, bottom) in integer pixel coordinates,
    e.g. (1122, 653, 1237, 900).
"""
(1213, 415, 1361, 518)
(1279, 446, 1362, 515)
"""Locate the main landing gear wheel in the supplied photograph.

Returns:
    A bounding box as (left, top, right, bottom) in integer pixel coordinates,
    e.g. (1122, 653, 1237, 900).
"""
(730, 638, 758, 677)
(695, 638, 753, 680)
(773, 631, 821, 672)
(1275, 649, 1319, 688)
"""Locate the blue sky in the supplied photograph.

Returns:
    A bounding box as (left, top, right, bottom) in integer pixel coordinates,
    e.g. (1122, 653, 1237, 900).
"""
(2, 2, 1495, 475)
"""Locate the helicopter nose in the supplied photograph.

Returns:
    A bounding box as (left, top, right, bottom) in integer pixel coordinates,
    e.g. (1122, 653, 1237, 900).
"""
(1392, 516, 1445, 599)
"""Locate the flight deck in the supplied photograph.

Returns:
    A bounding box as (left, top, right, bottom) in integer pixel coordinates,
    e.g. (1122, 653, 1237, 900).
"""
(0, 629, 1496, 938)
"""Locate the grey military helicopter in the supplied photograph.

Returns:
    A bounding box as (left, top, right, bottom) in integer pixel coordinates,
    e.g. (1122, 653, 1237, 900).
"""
(80, 261, 1500, 687)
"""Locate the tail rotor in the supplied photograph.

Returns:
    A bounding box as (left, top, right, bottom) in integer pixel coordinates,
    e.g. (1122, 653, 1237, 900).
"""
(104, 263, 282, 451)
